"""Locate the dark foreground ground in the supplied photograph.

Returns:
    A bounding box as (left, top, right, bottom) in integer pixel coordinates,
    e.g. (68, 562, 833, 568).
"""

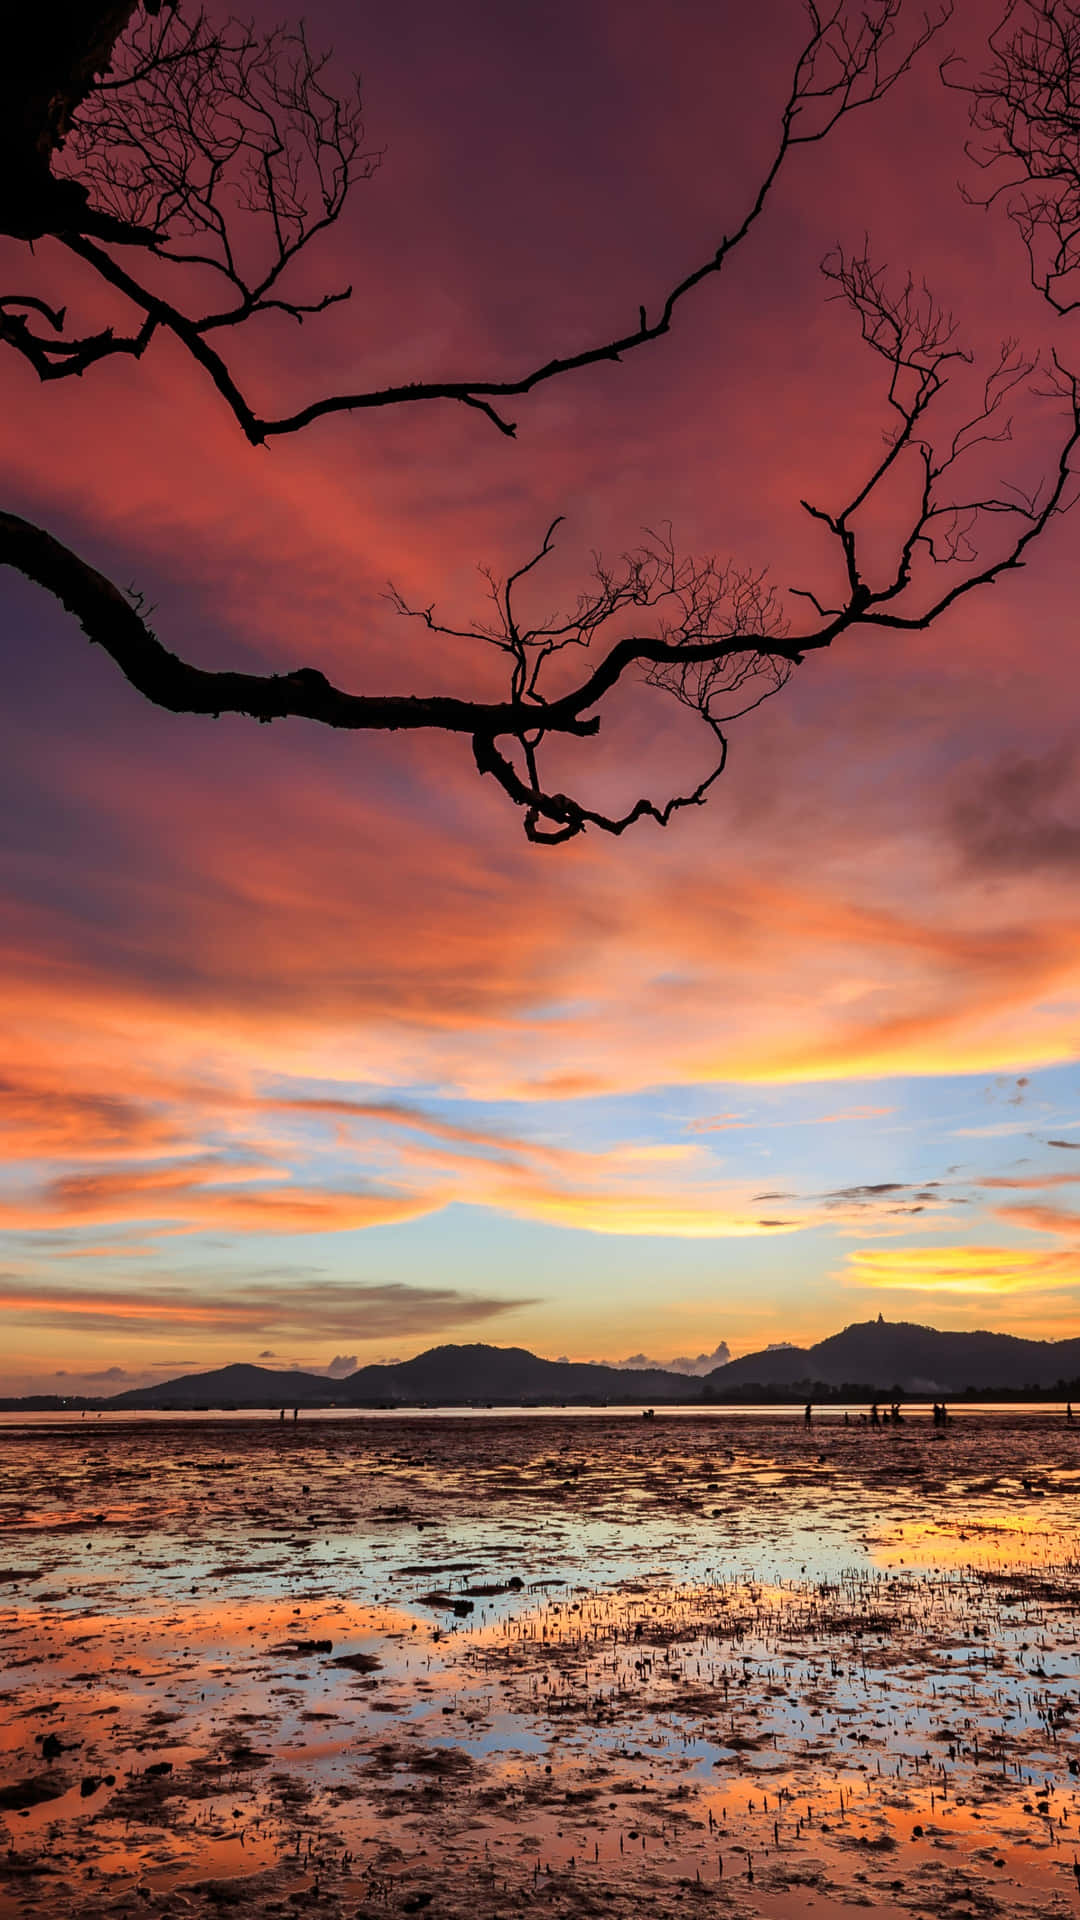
(3, 1411, 1080, 1919)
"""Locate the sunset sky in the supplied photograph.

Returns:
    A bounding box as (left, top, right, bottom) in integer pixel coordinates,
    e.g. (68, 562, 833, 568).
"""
(5, 0, 1080, 1396)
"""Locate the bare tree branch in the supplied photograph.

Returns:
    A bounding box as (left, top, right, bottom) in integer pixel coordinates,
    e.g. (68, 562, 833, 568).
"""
(797, 250, 1080, 636)
(2, 0, 951, 442)
(0, 508, 604, 739)
(948, 0, 1080, 313)
(0, 0, 157, 245)
(5, 6, 1075, 847)
(5, 253, 1077, 843)
(61, 10, 374, 319)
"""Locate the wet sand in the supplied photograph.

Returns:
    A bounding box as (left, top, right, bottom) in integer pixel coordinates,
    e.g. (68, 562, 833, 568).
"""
(3, 1412, 1080, 1917)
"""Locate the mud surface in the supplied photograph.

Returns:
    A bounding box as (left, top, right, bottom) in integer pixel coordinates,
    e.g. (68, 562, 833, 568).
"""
(3, 1412, 1080, 1917)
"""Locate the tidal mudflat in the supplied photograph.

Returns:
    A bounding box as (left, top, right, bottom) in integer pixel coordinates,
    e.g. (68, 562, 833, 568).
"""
(3, 1412, 1080, 1919)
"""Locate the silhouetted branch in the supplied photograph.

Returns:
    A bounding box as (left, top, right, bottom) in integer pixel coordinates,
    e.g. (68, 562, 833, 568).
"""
(1, 0, 951, 442)
(62, 10, 373, 317)
(0, 508, 606, 740)
(5, 257, 1077, 843)
(948, 0, 1080, 313)
(392, 531, 796, 839)
(6, 5, 1076, 846)
(798, 250, 1080, 633)
(0, 0, 156, 245)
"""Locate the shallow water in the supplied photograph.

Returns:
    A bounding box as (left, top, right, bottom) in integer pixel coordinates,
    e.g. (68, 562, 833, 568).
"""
(2, 1412, 1080, 1918)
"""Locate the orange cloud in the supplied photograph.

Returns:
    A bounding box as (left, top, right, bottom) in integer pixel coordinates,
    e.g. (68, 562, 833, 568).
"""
(993, 1202, 1080, 1237)
(981, 1172, 1080, 1190)
(0, 1278, 533, 1339)
(7, 815, 1080, 1111)
(0, 1155, 439, 1236)
(0, 1075, 180, 1160)
(0, 1113, 799, 1241)
(842, 1244, 1080, 1295)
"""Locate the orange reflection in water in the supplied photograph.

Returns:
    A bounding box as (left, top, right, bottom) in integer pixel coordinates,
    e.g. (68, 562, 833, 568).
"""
(868, 1508, 1077, 1571)
(5, 1417, 1080, 1918)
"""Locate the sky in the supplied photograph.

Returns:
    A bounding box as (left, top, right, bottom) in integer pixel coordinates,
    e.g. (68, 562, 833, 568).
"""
(5, 0, 1080, 1395)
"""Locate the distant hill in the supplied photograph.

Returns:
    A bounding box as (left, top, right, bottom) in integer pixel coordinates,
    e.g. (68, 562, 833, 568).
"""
(13, 1321, 1080, 1413)
(705, 1318, 1080, 1396)
(339, 1343, 696, 1406)
(105, 1346, 701, 1410)
(110, 1362, 335, 1410)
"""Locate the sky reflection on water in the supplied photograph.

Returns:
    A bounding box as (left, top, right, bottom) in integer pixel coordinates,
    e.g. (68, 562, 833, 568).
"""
(3, 1414, 1080, 1919)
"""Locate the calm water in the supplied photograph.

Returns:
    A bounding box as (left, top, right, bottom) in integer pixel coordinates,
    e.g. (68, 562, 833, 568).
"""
(0, 1401, 1069, 1427)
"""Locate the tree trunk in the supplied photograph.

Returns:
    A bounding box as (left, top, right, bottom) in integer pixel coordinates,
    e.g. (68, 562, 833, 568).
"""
(1, 2, 148, 239)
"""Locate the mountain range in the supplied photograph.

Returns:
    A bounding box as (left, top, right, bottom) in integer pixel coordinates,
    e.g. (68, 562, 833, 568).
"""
(9, 1318, 1080, 1409)
(105, 1346, 698, 1410)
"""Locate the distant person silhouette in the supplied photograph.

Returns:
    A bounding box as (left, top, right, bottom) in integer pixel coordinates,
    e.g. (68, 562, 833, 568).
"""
(870, 1402, 880, 1428)
(1068, 1403, 1075, 1424)
(804, 1401, 812, 1426)
(292, 1405, 299, 1422)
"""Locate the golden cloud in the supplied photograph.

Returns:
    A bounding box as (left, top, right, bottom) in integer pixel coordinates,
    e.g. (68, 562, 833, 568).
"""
(842, 1244, 1080, 1295)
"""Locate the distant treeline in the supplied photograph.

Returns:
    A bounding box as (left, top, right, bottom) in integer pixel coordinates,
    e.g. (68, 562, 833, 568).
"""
(6, 1380, 1080, 1413)
(701, 1379, 1080, 1404)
